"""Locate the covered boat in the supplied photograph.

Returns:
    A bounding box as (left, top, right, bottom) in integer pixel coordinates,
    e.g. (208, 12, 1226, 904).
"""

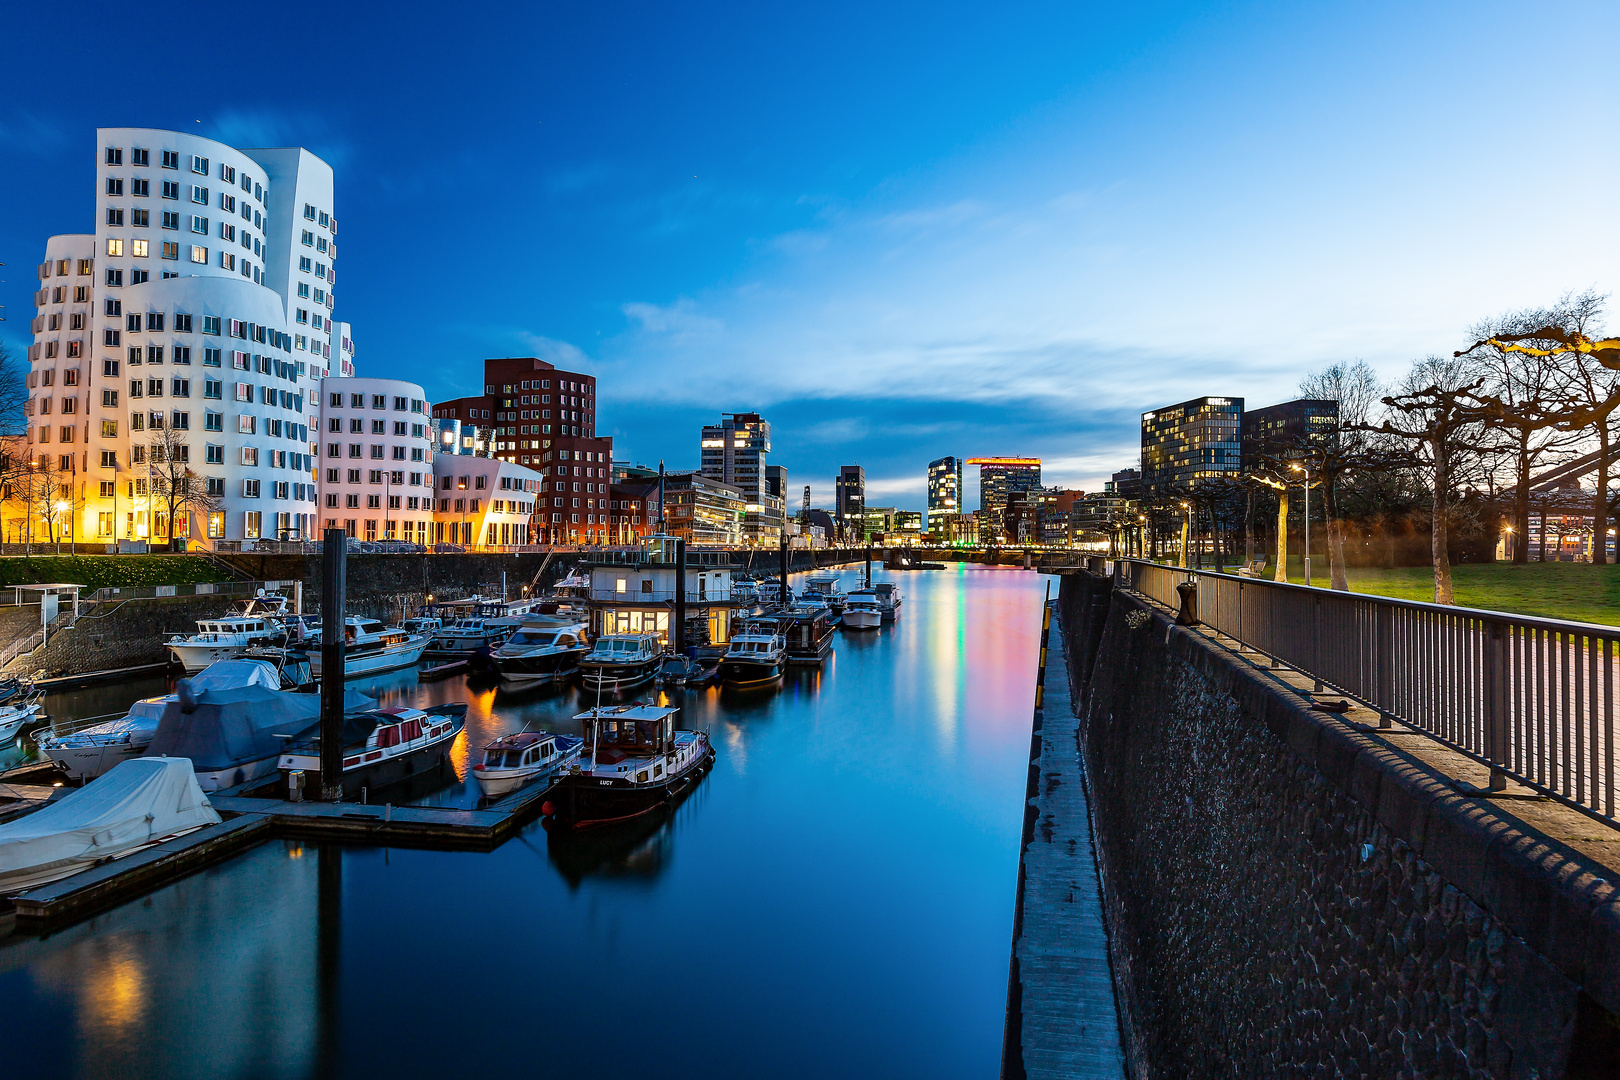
(36, 658, 289, 782)
(145, 682, 375, 793)
(0, 757, 221, 893)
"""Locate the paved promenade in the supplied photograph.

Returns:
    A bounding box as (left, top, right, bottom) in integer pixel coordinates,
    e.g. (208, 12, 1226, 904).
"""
(1003, 602, 1125, 1079)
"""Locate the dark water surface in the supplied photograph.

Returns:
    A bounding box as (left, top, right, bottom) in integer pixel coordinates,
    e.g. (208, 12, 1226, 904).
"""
(0, 565, 1050, 1079)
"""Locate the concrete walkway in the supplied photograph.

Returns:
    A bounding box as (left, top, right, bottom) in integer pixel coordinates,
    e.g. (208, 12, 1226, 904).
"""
(1004, 602, 1125, 1079)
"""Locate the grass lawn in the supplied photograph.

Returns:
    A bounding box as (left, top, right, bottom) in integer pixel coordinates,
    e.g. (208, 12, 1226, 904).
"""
(1230, 559, 1620, 627)
(0, 555, 225, 591)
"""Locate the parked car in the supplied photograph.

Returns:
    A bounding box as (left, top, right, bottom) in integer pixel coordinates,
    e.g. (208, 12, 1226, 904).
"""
(432, 543, 467, 554)
(371, 539, 425, 553)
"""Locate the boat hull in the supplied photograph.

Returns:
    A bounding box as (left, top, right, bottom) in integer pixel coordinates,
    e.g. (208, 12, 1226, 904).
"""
(549, 744, 714, 827)
(194, 754, 282, 794)
(577, 658, 659, 692)
(493, 648, 586, 685)
(169, 642, 251, 673)
(718, 658, 783, 688)
(841, 610, 881, 630)
(309, 637, 428, 679)
(38, 735, 151, 781)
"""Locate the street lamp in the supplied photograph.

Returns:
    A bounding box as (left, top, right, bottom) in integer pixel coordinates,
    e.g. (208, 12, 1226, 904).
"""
(54, 501, 66, 554)
(1291, 462, 1312, 587)
(1179, 501, 1191, 569)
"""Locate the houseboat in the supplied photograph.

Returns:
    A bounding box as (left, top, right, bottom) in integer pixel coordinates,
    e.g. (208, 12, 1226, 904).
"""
(872, 581, 903, 621)
(473, 729, 584, 797)
(278, 703, 468, 799)
(167, 592, 299, 672)
(841, 590, 882, 630)
(799, 574, 847, 615)
(544, 702, 713, 827)
(581, 535, 746, 648)
(577, 632, 664, 693)
(491, 615, 591, 686)
(774, 607, 835, 665)
(717, 623, 787, 688)
(307, 618, 429, 678)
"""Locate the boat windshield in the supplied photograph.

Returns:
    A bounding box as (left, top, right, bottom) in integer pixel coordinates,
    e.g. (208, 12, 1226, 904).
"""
(508, 630, 559, 647)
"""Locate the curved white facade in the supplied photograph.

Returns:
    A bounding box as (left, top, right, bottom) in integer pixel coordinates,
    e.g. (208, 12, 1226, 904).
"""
(24, 128, 349, 544)
(317, 378, 434, 543)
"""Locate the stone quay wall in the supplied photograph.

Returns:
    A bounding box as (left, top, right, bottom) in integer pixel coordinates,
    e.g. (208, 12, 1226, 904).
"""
(1057, 569, 1620, 1079)
(6, 594, 239, 676)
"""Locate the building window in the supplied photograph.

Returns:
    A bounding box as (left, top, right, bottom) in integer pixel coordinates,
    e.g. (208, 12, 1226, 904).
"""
(190, 246, 207, 264)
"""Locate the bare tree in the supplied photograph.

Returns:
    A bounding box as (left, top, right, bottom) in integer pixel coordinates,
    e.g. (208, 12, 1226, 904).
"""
(1298, 361, 1387, 590)
(146, 423, 220, 550)
(0, 342, 30, 439)
(1365, 356, 1493, 604)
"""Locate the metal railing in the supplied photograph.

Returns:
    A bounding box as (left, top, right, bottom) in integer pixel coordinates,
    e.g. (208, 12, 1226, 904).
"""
(1107, 558, 1620, 824)
(85, 579, 295, 604)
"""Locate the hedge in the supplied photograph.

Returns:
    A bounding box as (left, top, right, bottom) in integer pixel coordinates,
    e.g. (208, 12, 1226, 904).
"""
(0, 555, 227, 590)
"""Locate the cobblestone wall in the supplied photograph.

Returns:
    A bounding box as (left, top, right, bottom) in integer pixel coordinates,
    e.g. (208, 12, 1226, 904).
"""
(1062, 573, 1620, 1079)
(6, 594, 237, 676)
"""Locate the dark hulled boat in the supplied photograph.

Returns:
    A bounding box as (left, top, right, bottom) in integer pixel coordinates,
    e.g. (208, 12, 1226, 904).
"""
(277, 703, 468, 799)
(773, 607, 835, 665)
(544, 703, 713, 828)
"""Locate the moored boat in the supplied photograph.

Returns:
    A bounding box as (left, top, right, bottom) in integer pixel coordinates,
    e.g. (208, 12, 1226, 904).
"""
(871, 581, 902, 621)
(307, 617, 428, 678)
(0, 698, 44, 746)
(717, 624, 787, 688)
(491, 615, 591, 686)
(841, 591, 882, 630)
(277, 703, 468, 799)
(544, 703, 713, 828)
(166, 592, 298, 673)
(473, 729, 584, 797)
(577, 632, 663, 693)
(774, 606, 835, 665)
(800, 574, 847, 615)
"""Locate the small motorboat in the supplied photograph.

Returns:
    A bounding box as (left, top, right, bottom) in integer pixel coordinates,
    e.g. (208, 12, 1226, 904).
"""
(577, 632, 663, 694)
(0, 697, 44, 745)
(544, 703, 713, 828)
(491, 616, 591, 686)
(277, 703, 468, 799)
(166, 592, 298, 672)
(427, 617, 506, 656)
(306, 617, 429, 678)
(0, 676, 34, 708)
(717, 625, 787, 689)
(800, 574, 847, 616)
(0, 757, 221, 894)
(842, 591, 882, 630)
(656, 654, 718, 689)
(473, 730, 584, 797)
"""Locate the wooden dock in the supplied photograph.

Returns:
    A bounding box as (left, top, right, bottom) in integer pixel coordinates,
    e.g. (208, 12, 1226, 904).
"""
(418, 660, 469, 680)
(4, 774, 558, 927)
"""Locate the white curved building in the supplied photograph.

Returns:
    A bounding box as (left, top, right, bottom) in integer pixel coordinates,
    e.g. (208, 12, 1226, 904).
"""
(317, 377, 435, 543)
(24, 127, 349, 545)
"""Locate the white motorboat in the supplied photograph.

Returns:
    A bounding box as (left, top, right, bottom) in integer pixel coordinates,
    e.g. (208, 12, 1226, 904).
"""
(472, 729, 584, 797)
(307, 618, 428, 678)
(841, 591, 882, 629)
(402, 614, 443, 637)
(577, 632, 663, 693)
(717, 624, 787, 688)
(34, 659, 285, 782)
(427, 617, 505, 655)
(799, 574, 847, 616)
(166, 592, 299, 672)
(872, 581, 902, 621)
(0, 698, 44, 745)
(0, 757, 221, 894)
(491, 616, 591, 685)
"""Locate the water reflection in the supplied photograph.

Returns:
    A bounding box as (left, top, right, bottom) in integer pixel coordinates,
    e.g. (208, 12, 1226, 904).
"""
(0, 566, 1053, 1080)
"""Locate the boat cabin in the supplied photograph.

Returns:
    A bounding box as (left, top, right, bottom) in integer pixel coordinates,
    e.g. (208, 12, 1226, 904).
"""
(576, 703, 680, 764)
(584, 632, 662, 663)
(503, 620, 585, 651)
(480, 731, 563, 770)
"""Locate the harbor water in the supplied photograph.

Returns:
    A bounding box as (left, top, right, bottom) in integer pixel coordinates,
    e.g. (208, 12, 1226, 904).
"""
(0, 565, 1051, 1079)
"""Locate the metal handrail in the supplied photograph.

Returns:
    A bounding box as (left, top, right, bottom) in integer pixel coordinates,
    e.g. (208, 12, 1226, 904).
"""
(1111, 558, 1620, 824)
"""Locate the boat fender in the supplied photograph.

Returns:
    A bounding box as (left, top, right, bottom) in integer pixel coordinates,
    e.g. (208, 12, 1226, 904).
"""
(540, 801, 556, 817)
(177, 678, 198, 713)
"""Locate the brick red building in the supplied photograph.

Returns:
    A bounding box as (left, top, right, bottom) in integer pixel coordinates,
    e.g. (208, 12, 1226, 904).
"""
(433, 357, 613, 544)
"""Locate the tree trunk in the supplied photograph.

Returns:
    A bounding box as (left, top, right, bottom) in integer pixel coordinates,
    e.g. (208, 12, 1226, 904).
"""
(1594, 424, 1611, 566)
(1539, 498, 1548, 562)
(1508, 445, 1528, 563)
(1244, 489, 1254, 566)
(1324, 478, 1349, 591)
(1273, 490, 1289, 583)
(1432, 431, 1454, 604)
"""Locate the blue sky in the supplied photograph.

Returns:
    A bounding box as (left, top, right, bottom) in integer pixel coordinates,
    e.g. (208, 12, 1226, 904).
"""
(2, 0, 1615, 511)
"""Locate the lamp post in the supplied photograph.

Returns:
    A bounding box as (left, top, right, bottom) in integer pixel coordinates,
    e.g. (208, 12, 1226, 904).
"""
(1179, 501, 1191, 568)
(1291, 461, 1312, 587)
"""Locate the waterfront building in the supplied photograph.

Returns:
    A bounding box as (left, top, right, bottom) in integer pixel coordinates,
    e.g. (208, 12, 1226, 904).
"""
(579, 538, 745, 644)
(939, 513, 978, 545)
(855, 506, 898, 540)
(1140, 396, 1244, 497)
(894, 510, 923, 536)
(1108, 468, 1142, 499)
(700, 412, 783, 544)
(966, 457, 1042, 541)
(429, 453, 541, 547)
(1038, 488, 1085, 547)
(432, 417, 494, 458)
(23, 127, 347, 545)
(1241, 398, 1339, 466)
(835, 465, 865, 523)
(927, 456, 963, 536)
(432, 357, 612, 543)
(316, 377, 434, 543)
(661, 471, 746, 546)
(605, 482, 653, 544)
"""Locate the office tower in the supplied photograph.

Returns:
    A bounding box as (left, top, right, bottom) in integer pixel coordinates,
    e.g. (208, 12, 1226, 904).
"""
(699, 412, 783, 543)
(25, 127, 347, 544)
(1241, 398, 1339, 467)
(316, 378, 435, 544)
(835, 465, 865, 522)
(927, 455, 963, 535)
(432, 357, 612, 544)
(966, 457, 1041, 541)
(1139, 396, 1244, 497)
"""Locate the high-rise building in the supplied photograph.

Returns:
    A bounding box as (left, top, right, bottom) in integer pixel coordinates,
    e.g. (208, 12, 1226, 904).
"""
(700, 412, 783, 543)
(1241, 398, 1339, 466)
(316, 378, 435, 544)
(835, 465, 865, 522)
(927, 456, 962, 535)
(661, 471, 747, 546)
(966, 457, 1041, 541)
(432, 357, 612, 544)
(1140, 396, 1244, 497)
(24, 128, 347, 545)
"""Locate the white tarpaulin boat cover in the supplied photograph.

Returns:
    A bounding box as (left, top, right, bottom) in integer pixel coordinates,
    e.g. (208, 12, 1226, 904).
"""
(0, 757, 221, 893)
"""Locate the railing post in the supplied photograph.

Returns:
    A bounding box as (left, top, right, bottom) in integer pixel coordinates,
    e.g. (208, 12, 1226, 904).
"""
(1486, 619, 1508, 792)
(1311, 593, 1324, 692)
(1378, 603, 1394, 728)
